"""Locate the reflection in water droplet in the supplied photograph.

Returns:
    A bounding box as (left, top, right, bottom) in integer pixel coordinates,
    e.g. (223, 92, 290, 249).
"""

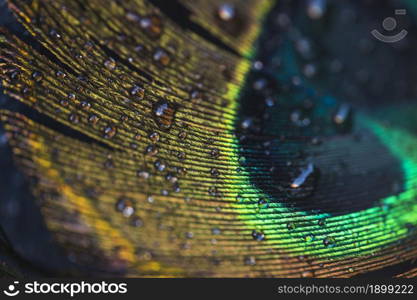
(130, 216, 143, 227)
(291, 163, 315, 188)
(333, 104, 350, 125)
(140, 15, 163, 38)
(103, 125, 117, 139)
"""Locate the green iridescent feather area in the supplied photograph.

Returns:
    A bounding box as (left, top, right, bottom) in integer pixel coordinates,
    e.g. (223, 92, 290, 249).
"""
(0, 0, 417, 278)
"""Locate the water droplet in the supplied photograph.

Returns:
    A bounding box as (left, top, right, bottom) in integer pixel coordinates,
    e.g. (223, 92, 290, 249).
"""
(290, 110, 311, 127)
(49, 28, 61, 39)
(130, 85, 145, 100)
(80, 101, 91, 110)
(103, 125, 117, 139)
(212, 228, 221, 235)
(185, 232, 194, 239)
(323, 236, 336, 248)
(31, 71, 43, 83)
(67, 93, 76, 101)
(115, 198, 135, 217)
(208, 186, 218, 196)
(253, 60, 263, 71)
(134, 133, 142, 141)
(210, 168, 220, 177)
(68, 113, 79, 124)
(210, 148, 220, 158)
(153, 48, 171, 67)
(218, 4, 235, 21)
(56, 70, 67, 78)
(178, 131, 187, 140)
(145, 145, 158, 156)
(130, 216, 143, 227)
(88, 114, 99, 125)
(149, 132, 160, 143)
(104, 58, 116, 70)
(244, 256, 256, 266)
(147, 196, 154, 203)
(252, 230, 265, 241)
(153, 100, 176, 130)
(126, 11, 140, 22)
(60, 99, 69, 107)
(165, 173, 178, 184)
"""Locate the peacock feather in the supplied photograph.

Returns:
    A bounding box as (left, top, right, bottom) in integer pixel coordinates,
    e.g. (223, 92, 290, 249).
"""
(0, 0, 417, 277)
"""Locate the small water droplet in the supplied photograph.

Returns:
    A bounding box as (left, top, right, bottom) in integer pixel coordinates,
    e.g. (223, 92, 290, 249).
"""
(31, 71, 43, 83)
(130, 216, 143, 227)
(210, 148, 220, 158)
(178, 131, 187, 140)
(323, 236, 336, 248)
(103, 125, 117, 139)
(218, 4, 235, 21)
(68, 113, 79, 124)
(80, 101, 91, 110)
(149, 132, 160, 143)
(88, 114, 99, 125)
(287, 222, 296, 230)
(49, 28, 61, 39)
(145, 144, 158, 156)
(154, 160, 166, 172)
(115, 198, 135, 217)
(56, 70, 67, 78)
(104, 58, 116, 70)
(130, 85, 145, 100)
(153, 100, 176, 130)
(210, 168, 220, 177)
(140, 15, 163, 38)
(212, 228, 221, 235)
(244, 256, 256, 266)
(153, 48, 171, 66)
(137, 170, 150, 179)
(252, 230, 265, 241)
(318, 218, 327, 227)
